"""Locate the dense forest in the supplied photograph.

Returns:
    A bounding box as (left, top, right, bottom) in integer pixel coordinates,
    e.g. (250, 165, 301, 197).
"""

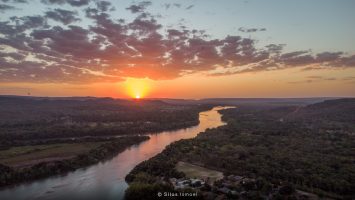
(0, 96, 209, 147)
(0, 95, 211, 189)
(126, 99, 355, 199)
(0, 136, 149, 187)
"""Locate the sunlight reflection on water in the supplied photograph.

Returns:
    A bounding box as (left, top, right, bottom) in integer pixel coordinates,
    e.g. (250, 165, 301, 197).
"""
(0, 106, 233, 200)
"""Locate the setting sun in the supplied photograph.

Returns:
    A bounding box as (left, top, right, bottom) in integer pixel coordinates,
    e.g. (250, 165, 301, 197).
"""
(124, 78, 152, 99)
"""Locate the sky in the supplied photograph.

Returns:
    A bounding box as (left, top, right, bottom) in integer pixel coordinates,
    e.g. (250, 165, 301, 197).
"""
(0, 0, 354, 98)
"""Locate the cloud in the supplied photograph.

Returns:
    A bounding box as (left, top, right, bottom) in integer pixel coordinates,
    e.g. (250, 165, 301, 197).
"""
(41, 0, 89, 7)
(96, 1, 112, 12)
(30, 25, 101, 59)
(13, 0, 27, 3)
(278, 51, 315, 66)
(265, 44, 285, 54)
(0, 0, 355, 83)
(307, 76, 336, 81)
(1, 0, 27, 3)
(9, 15, 48, 31)
(66, 0, 89, 6)
(342, 76, 355, 81)
(315, 51, 343, 62)
(128, 17, 162, 34)
(287, 76, 337, 84)
(186, 5, 194, 10)
(40, 0, 66, 5)
(0, 51, 27, 60)
(162, 3, 170, 10)
(45, 9, 80, 25)
(306, 75, 322, 79)
(0, 4, 15, 12)
(173, 3, 181, 8)
(287, 80, 314, 84)
(0, 87, 34, 93)
(338, 55, 355, 67)
(126, 1, 151, 13)
(162, 3, 184, 10)
(238, 27, 267, 33)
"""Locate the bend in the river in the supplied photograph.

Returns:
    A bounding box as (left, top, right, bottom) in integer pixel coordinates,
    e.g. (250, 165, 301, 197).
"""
(0, 106, 232, 200)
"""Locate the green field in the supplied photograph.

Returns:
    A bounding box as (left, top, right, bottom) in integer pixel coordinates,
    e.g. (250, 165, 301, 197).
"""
(175, 161, 223, 182)
(0, 142, 104, 168)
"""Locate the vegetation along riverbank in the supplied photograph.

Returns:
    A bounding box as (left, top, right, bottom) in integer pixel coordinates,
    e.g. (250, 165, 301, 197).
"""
(0, 135, 149, 188)
(125, 99, 355, 200)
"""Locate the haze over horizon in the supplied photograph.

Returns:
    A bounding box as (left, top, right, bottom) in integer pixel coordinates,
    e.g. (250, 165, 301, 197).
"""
(0, 0, 354, 98)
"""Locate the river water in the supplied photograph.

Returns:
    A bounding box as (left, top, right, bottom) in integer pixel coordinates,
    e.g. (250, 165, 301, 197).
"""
(0, 106, 230, 200)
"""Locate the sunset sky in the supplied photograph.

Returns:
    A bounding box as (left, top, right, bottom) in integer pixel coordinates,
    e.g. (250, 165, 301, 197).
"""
(0, 0, 354, 98)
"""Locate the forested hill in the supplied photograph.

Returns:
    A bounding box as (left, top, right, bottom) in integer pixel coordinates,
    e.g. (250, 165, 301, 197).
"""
(0, 95, 168, 109)
(287, 98, 355, 122)
(226, 98, 355, 124)
(0, 96, 209, 144)
(0, 95, 171, 124)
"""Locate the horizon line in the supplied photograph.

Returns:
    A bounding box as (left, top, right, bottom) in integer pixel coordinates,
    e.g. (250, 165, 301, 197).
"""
(0, 94, 354, 100)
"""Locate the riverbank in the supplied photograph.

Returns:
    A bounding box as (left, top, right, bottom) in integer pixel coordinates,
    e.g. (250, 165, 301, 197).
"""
(125, 100, 355, 199)
(0, 96, 211, 147)
(0, 106, 228, 200)
(0, 136, 149, 188)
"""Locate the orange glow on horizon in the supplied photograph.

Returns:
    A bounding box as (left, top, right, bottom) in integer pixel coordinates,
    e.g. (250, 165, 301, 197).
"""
(124, 78, 152, 98)
(1, 68, 355, 98)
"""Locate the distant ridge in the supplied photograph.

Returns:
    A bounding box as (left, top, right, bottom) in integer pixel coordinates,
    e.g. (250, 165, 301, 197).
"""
(0, 95, 169, 107)
(0, 95, 347, 106)
(287, 98, 355, 122)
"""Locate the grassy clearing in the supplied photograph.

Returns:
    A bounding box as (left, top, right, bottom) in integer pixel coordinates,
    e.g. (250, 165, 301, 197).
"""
(175, 161, 223, 182)
(0, 142, 104, 167)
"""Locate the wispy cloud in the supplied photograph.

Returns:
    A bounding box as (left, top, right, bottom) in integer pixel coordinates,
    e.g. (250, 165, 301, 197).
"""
(238, 27, 266, 33)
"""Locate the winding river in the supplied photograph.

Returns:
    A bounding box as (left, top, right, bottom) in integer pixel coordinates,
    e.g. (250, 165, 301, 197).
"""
(0, 106, 230, 200)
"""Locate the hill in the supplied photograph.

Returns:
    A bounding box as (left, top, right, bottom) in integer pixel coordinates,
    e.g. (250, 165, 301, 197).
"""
(289, 98, 355, 123)
(0, 96, 209, 146)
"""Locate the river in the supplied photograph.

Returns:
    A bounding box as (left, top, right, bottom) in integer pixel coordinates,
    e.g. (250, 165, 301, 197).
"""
(0, 106, 231, 200)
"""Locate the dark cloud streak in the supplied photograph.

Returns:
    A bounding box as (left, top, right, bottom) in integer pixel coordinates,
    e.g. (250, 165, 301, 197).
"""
(41, 0, 89, 7)
(126, 1, 151, 13)
(0, 3, 15, 12)
(238, 27, 267, 33)
(45, 9, 80, 25)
